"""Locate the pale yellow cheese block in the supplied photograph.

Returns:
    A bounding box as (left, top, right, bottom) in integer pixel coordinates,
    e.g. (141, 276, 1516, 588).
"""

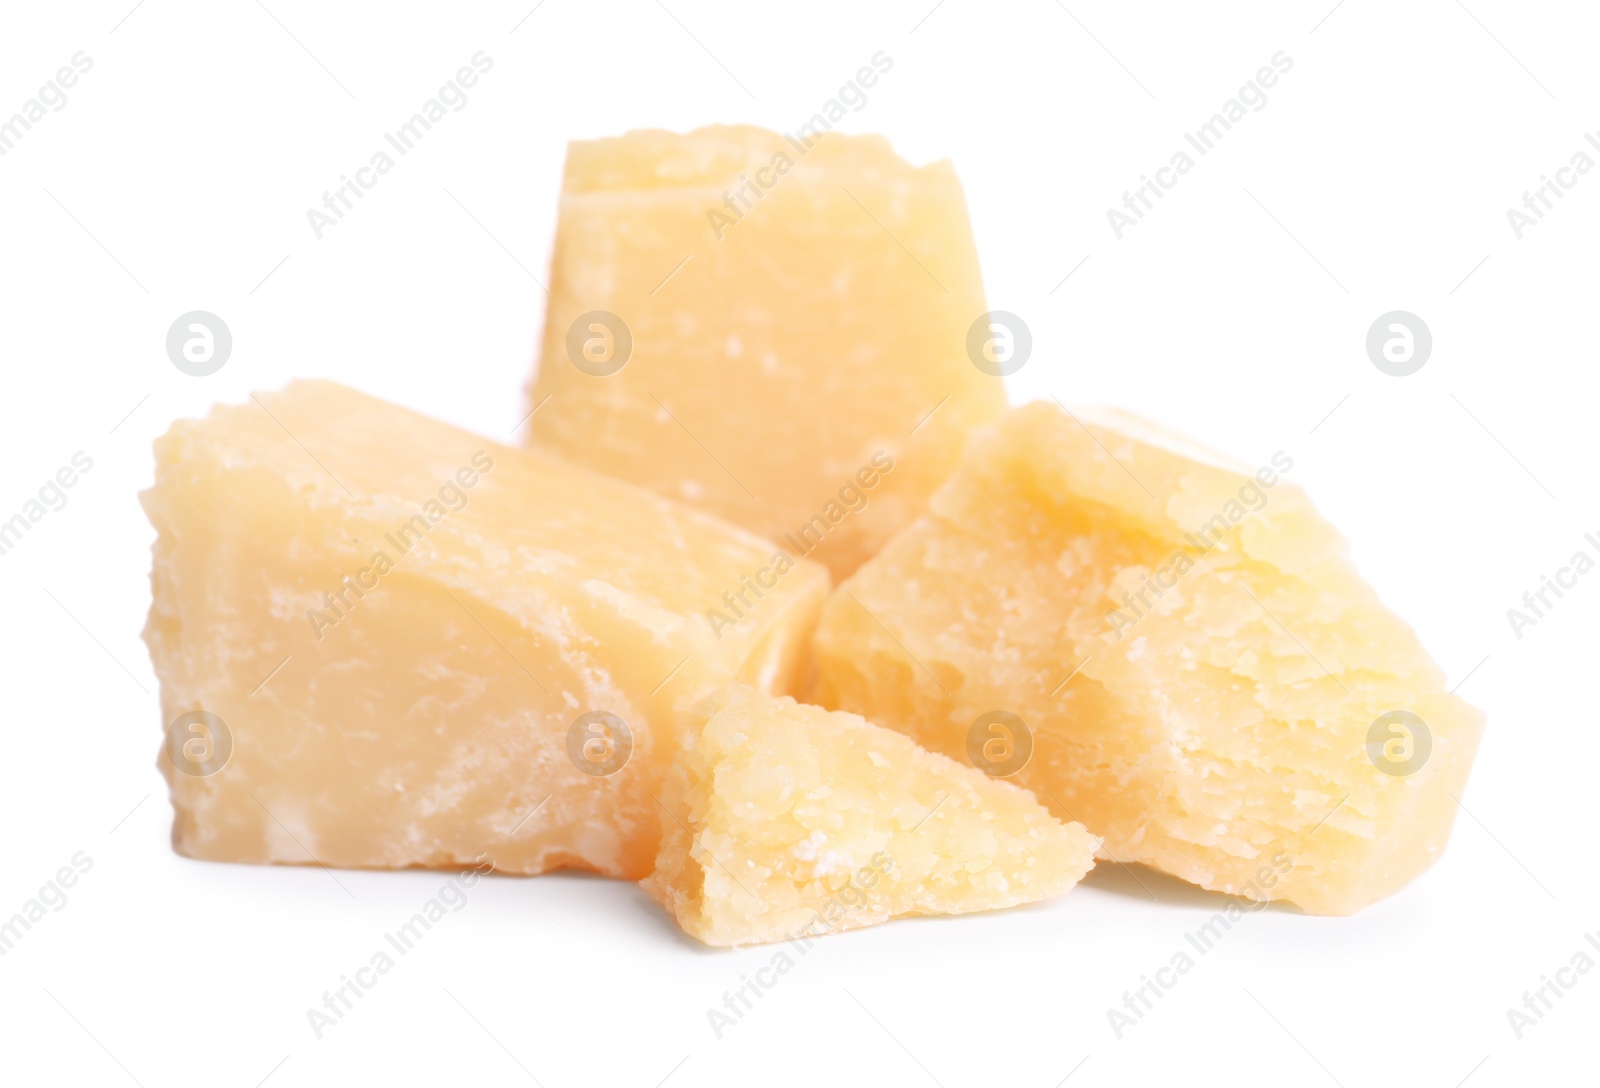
(526, 125, 1006, 581)
(142, 380, 828, 879)
(643, 685, 1098, 946)
(812, 401, 1485, 915)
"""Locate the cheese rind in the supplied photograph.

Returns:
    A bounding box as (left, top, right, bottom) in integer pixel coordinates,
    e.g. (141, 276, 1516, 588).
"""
(142, 380, 828, 879)
(643, 685, 1098, 946)
(811, 401, 1485, 915)
(527, 125, 1006, 580)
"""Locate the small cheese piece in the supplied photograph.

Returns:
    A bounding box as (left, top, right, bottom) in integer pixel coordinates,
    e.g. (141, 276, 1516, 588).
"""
(142, 380, 827, 879)
(812, 401, 1485, 915)
(526, 125, 1006, 580)
(642, 685, 1098, 946)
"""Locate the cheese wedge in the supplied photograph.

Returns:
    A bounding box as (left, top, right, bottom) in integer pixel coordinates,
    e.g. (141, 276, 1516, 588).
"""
(526, 125, 1006, 580)
(811, 401, 1485, 915)
(141, 380, 827, 879)
(643, 685, 1098, 946)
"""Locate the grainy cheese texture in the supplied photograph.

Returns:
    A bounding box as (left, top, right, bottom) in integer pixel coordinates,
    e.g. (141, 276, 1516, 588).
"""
(526, 125, 1006, 580)
(142, 381, 827, 879)
(643, 685, 1098, 946)
(812, 401, 1485, 915)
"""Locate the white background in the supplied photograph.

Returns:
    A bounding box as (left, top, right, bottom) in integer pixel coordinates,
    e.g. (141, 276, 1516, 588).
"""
(0, 1, 1594, 1085)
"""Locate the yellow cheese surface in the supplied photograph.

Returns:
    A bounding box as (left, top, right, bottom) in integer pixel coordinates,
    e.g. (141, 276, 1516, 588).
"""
(142, 381, 827, 879)
(526, 125, 1005, 580)
(643, 685, 1097, 946)
(812, 401, 1485, 915)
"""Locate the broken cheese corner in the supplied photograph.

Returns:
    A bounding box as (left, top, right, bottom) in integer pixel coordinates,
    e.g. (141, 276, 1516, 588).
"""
(643, 685, 1098, 946)
(813, 400, 1485, 915)
(141, 380, 828, 879)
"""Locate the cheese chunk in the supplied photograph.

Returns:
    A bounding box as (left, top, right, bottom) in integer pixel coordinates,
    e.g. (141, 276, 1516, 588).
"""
(526, 125, 1006, 580)
(142, 380, 827, 879)
(812, 401, 1485, 915)
(643, 685, 1097, 946)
